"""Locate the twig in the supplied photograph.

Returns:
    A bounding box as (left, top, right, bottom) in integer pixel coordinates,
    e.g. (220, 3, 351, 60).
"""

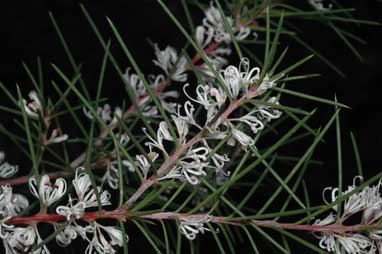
(6, 210, 377, 234)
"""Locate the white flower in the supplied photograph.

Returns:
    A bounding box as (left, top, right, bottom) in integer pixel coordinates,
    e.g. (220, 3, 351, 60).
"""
(309, 0, 332, 11)
(145, 114, 191, 155)
(250, 74, 281, 97)
(313, 213, 336, 227)
(47, 128, 69, 144)
(196, 25, 214, 48)
(255, 97, 283, 122)
(362, 179, 382, 224)
(202, 2, 250, 44)
(123, 68, 146, 98)
(172, 115, 189, 143)
(84, 222, 128, 254)
(179, 215, 213, 240)
(197, 55, 230, 82)
(318, 233, 371, 254)
(369, 230, 382, 254)
(1, 225, 50, 254)
(83, 104, 121, 125)
(103, 160, 134, 190)
(221, 58, 260, 98)
(0, 152, 18, 178)
(230, 125, 254, 147)
(0, 185, 29, 217)
(183, 84, 219, 121)
(21, 90, 42, 118)
(29, 174, 67, 207)
(72, 168, 111, 209)
(117, 133, 130, 146)
(2, 226, 36, 253)
(160, 146, 209, 185)
(135, 154, 155, 179)
(55, 224, 78, 247)
(314, 177, 382, 253)
(229, 113, 264, 134)
(313, 213, 372, 254)
(56, 195, 86, 220)
(153, 44, 188, 82)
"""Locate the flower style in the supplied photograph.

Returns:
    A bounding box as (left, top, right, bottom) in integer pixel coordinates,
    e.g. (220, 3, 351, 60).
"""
(21, 90, 43, 118)
(29, 174, 67, 207)
(153, 44, 188, 82)
(179, 215, 213, 240)
(0, 152, 18, 179)
(0, 185, 29, 217)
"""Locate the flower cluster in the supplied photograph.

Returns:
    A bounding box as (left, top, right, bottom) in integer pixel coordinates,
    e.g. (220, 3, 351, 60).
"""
(1, 224, 50, 254)
(131, 58, 282, 186)
(313, 177, 382, 253)
(185, 58, 282, 147)
(0, 169, 127, 254)
(0, 152, 18, 179)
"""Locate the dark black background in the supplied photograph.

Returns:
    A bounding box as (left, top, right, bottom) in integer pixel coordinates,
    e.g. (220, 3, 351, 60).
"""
(0, 0, 381, 253)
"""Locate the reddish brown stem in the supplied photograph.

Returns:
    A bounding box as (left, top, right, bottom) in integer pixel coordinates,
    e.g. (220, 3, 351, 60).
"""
(6, 209, 128, 225)
(5, 210, 377, 234)
(191, 43, 219, 64)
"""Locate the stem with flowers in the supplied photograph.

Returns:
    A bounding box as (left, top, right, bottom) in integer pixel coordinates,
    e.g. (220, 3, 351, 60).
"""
(0, 1, 380, 254)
